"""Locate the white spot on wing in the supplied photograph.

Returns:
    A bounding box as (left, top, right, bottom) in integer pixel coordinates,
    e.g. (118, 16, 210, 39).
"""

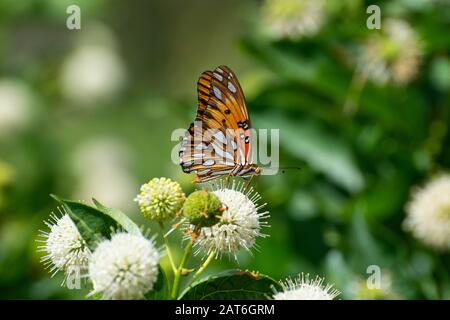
(197, 169, 211, 175)
(217, 160, 235, 166)
(213, 73, 223, 81)
(228, 82, 237, 93)
(211, 169, 233, 176)
(203, 159, 215, 166)
(212, 143, 234, 161)
(213, 86, 222, 100)
(213, 131, 227, 145)
(195, 143, 208, 150)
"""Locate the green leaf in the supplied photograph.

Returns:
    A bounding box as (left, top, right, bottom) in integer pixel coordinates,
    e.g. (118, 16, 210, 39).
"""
(349, 212, 387, 268)
(240, 39, 349, 101)
(325, 250, 354, 299)
(92, 198, 141, 235)
(145, 267, 170, 300)
(256, 114, 364, 192)
(50, 194, 122, 251)
(180, 270, 280, 300)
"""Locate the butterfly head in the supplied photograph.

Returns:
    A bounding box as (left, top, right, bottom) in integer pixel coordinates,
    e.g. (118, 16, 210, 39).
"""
(248, 164, 261, 175)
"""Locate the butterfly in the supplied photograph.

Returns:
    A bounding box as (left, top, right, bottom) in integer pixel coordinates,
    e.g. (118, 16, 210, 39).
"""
(179, 65, 261, 183)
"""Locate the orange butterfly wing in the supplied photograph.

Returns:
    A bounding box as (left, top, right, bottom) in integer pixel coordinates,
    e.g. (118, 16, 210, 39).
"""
(180, 65, 255, 182)
(197, 65, 254, 164)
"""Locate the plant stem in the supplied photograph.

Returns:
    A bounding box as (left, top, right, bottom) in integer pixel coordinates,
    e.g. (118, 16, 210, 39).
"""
(343, 70, 367, 115)
(158, 222, 177, 273)
(193, 250, 216, 280)
(170, 240, 193, 299)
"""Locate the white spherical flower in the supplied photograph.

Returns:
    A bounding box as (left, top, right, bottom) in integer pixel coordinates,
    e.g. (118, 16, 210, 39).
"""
(262, 0, 325, 40)
(89, 232, 160, 300)
(357, 19, 422, 85)
(273, 273, 340, 300)
(135, 177, 185, 222)
(0, 79, 33, 136)
(38, 209, 91, 281)
(60, 44, 126, 105)
(189, 181, 269, 258)
(404, 174, 450, 250)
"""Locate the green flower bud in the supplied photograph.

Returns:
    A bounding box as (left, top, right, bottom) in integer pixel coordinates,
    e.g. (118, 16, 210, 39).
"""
(134, 177, 185, 222)
(183, 190, 223, 227)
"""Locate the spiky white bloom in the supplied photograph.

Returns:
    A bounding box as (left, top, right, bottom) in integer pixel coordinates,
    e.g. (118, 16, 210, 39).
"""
(60, 42, 126, 105)
(404, 174, 450, 250)
(273, 273, 340, 300)
(37, 209, 91, 281)
(0, 79, 32, 136)
(88, 232, 160, 300)
(261, 0, 325, 40)
(189, 181, 269, 258)
(135, 177, 185, 221)
(357, 19, 422, 85)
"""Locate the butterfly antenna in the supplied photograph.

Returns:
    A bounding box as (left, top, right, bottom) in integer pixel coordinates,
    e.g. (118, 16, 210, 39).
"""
(279, 166, 302, 174)
(261, 166, 302, 172)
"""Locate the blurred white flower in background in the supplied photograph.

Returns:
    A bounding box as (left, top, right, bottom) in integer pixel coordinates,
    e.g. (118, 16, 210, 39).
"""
(72, 138, 137, 211)
(37, 209, 91, 282)
(404, 174, 450, 251)
(261, 0, 325, 40)
(189, 181, 269, 259)
(348, 270, 400, 300)
(60, 23, 126, 106)
(273, 273, 340, 300)
(88, 232, 159, 300)
(357, 19, 422, 85)
(0, 79, 33, 136)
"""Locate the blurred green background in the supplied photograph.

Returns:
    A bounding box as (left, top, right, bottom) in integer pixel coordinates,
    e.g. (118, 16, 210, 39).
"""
(0, 0, 449, 299)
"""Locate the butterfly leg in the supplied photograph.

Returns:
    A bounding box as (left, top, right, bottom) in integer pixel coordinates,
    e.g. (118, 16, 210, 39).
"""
(244, 175, 254, 191)
(225, 168, 234, 188)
